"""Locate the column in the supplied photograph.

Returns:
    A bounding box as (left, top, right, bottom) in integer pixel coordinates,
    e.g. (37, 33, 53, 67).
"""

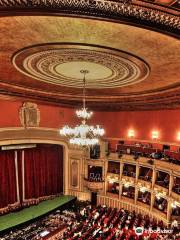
(136, 164, 140, 183)
(135, 187, 138, 204)
(120, 162, 124, 181)
(135, 164, 139, 205)
(104, 159, 108, 196)
(80, 149, 86, 192)
(152, 167, 156, 188)
(119, 184, 123, 199)
(86, 146, 90, 160)
(150, 192, 155, 211)
(64, 145, 70, 195)
(119, 162, 124, 199)
(100, 140, 106, 159)
(169, 174, 174, 196)
(167, 199, 172, 223)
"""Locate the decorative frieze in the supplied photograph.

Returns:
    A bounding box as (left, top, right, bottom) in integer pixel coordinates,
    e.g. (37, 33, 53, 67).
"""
(0, 0, 179, 35)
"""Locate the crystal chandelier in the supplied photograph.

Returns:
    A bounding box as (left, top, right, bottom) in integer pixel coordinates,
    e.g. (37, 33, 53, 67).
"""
(60, 70, 105, 147)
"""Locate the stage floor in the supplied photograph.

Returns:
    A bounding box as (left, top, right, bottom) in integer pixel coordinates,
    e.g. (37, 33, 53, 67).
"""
(0, 195, 75, 232)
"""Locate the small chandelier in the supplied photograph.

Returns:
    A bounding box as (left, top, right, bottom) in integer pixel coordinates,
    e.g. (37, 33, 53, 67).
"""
(60, 70, 105, 147)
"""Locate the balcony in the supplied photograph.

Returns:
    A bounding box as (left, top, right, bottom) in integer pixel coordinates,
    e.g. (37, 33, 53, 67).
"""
(121, 196, 134, 204)
(84, 178, 104, 192)
(138, 179, 152, 189)
(137, 201, 151, 210)
(154, 184, 169, 195)
(106, 192, 119, 199)
(121, 176, 136, 185)
(171, 191, 180, 202)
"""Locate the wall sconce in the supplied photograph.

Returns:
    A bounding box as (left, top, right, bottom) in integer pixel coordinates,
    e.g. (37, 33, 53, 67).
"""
(156, 193, 161, 200)
(108, 176, 118, 184)
(140, 187, 147, 193)
(171, 202, 177, 208)
(124, 182, 130, 188)
(128, 129, 135, 138)
(177, 132, 180, 141)
(109, 179, 115, 184)
(152, 130, 159, 140)
(124, 180, 133, 188)
(155, 191, 166, 199)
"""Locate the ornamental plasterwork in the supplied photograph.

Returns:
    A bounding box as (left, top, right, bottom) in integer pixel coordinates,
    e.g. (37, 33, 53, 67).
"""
(84, 180, 104, 192)
(19, 102, 40, 128)
(0, 0, 179, 35)
(12, 44, 150, 89)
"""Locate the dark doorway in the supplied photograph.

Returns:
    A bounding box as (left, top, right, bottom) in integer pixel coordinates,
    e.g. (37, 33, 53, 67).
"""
(91, 192, 97, 206)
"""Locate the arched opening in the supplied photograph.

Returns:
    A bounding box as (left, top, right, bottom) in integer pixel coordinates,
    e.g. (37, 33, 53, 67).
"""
(0, 128, 70, 215)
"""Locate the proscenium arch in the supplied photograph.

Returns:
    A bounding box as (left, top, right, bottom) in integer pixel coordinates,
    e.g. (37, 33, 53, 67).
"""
(0, 127, 72, 195)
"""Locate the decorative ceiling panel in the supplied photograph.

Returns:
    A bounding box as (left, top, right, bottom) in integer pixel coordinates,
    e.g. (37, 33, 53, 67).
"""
(0, 0, 179, 37)
(0, 3, 179, 110)
(12, 43, 150, 89)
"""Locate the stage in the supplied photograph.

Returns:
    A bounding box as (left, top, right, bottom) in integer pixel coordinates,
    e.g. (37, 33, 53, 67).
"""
(0, 195, 76, 234)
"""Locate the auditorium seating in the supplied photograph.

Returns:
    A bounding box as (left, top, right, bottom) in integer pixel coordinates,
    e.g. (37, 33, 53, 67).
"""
(1, 201, 179, 240)
(61, 204, 179, 240)
(115, 143, 180, 165)
(1, 210, 66, 240)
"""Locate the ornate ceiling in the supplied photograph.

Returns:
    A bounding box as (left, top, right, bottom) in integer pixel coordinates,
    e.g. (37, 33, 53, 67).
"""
(0, 0, 179, 110)
(13, 44, 150, 89)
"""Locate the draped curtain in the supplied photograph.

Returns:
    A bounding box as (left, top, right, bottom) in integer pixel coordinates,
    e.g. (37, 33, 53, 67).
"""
(17, 150, 23, 203)
(0, 144, 63, 214)
(0, 150, 17, 209)
(24, 145, 63, 200)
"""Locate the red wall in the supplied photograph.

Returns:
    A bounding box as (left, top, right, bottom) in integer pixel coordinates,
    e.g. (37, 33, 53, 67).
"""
(0, 99, 180, 144)
(93, 110, 180, 144)
(0, 100, 78, 128)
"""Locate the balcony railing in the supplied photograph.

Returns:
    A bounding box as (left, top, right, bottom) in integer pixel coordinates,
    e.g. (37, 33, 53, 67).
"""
(84, 178, 104, 192)
(115, 144, 180, 165)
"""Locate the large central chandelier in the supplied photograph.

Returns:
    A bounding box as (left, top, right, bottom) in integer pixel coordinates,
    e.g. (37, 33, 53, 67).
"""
(60, 70, 105, 147)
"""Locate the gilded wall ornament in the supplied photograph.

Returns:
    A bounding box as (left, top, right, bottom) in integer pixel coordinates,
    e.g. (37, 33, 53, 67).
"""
(19, 102, 40, 128)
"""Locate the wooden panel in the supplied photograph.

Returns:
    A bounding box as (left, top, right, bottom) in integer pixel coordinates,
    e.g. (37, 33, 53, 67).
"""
(71, 160, 79, 188)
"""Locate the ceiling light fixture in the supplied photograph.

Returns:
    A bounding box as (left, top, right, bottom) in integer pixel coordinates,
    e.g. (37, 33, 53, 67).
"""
(60, 70, 105, 147)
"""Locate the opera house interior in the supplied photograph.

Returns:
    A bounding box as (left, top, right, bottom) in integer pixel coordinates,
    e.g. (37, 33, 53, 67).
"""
(0, 0, 179, 239)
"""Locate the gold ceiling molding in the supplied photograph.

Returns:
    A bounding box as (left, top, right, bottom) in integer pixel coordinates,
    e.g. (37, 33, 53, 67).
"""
(0, 0, 179, 38)
(0, 15, 179, 110)
(12, 43, 150, 89)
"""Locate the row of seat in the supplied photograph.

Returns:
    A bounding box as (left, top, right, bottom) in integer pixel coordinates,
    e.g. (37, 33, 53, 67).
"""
(116, 144, 180, 162)
(63, 205, 178, 240)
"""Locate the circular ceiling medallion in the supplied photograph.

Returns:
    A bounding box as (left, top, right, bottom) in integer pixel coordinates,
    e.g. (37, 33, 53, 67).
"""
(12, 43, 150, 89)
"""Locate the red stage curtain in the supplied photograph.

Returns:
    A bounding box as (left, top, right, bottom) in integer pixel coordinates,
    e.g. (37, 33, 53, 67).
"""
(24, 145, 63, 200)
(0, 150, 17, 208)
(17, 150, 23, 203)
